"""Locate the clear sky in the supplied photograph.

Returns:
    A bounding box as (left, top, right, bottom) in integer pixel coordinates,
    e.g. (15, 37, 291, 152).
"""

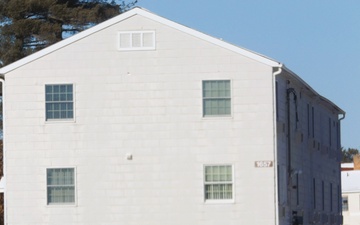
(138, 0, 360, 149)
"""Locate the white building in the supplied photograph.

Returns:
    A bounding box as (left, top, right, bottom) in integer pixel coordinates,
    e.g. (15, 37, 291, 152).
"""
(341, 157, 360, 225)
(0, 7, 345, 225)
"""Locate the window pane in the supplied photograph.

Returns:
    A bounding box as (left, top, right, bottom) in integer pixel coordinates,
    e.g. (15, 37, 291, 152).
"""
(132, 33, 142, 47)
(45, 85, 52, 93)
(67, 111, 74, 119)
(119, 33, 131, 48)
(205, 184, 233, 200)
(342, 197, 348, 211)
(143, 32, 154, 47)
(60, 85, 66, 93)
(46, 93, 52, 101)
(66, 85, 73, 93)
(53, 93, 60, 101)
(53, 111, 60, 119)
(67, 94, 73, 100)
(53, 85, 60, 93)
(60, 93, 67, 101)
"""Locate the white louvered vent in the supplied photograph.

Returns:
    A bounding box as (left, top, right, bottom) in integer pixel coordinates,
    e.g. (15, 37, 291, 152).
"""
(118, 31, 155, 50)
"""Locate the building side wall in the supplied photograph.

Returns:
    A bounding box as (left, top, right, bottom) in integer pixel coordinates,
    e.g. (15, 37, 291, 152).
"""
(342, 192, 360, 225)
(276, 74, 342, 225)
(4, 15, 276, 225)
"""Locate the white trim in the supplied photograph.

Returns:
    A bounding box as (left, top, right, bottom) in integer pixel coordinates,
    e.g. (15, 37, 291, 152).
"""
(0, 177, 4, 193)
(281, 66, 345, 115)
(0, 7, 280, 75)
(117, 30, 156, 51)
(342, 190, 360, 194)
(0, 77, 7, 225)
(272, 68, 280, 225)
(136, 8, 280, 67)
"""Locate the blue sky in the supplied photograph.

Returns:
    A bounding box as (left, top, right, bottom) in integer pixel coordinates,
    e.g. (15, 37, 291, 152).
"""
(139, 0, 360, 149)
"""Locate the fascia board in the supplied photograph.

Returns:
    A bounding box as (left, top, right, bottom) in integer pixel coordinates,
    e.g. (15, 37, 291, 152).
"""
(282, 65, 345, 115)
(0, 9, 140, 74)
(136, 8, 281, 67)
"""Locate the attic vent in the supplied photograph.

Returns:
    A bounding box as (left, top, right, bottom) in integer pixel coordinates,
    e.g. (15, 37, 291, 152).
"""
(118, 31, 155, 51)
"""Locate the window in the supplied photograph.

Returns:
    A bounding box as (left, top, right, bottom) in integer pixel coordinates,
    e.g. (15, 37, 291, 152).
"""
(118, 31, 155, 50)
(322, 180, 325, 210)
(275, 81, 279, 119)
(45, 84, 74, 120)
(307, 104, 310, 137)
(312, 106, 315, 138)
(342, 196, 348, 211)
(313, 178, 316, 209)
(330, 183, 333, 212)
(296, 174, 299, 205)
(338, 185, 341, 212)
(204, 165, 233, 202)
(329, 118, 332, 146)
(202, 80, 231, 116)
(47, 168, 75, 204)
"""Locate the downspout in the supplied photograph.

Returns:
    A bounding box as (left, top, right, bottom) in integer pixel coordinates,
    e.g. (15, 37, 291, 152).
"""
(0, 76, 5, 225)
(286, 88, 297, 179)
(338, 113, 345, 220)
(273, 65, 282, 225)
(286, 87, 299, 224)
(339, 114, 345, 121)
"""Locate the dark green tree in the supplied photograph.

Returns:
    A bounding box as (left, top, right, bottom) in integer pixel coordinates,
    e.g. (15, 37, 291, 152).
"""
(0, 0, 138, 66)
(341, 147, 359, 163)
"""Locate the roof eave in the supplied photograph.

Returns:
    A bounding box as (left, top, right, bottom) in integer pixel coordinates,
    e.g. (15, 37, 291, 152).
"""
(0, 7, 281, 75)
(281, 65, 345, 115)
(0, 8, 141, 75)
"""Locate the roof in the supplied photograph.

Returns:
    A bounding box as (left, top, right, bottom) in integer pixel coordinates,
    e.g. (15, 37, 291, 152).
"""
(282, 65, 346, 115)
(0, 7, 345, 115)
(0, 7, 281, 74)
(342, 170, 360, 193)
(342, 163, 354, 169)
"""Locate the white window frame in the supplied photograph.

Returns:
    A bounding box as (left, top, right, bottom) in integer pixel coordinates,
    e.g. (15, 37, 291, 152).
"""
(203, 164, 235, 204)
(117, 31, 156, 51)
(45, 83, 75, 122)
(342, 196, 348, 211)
(202, 80, 232, 117)
(46, 167, 76, 206)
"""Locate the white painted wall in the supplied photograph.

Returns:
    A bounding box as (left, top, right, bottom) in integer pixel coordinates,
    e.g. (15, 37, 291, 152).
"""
(342, 169, 360, 225)
(4, 14, 277, 225)
(342, 193, 360, 225)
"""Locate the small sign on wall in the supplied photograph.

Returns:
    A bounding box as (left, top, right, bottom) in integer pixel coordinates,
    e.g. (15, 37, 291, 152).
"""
(255, 161, 273, 168)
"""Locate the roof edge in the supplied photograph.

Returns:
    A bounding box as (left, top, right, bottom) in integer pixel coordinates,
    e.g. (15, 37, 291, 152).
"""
(281, 65, 345, 115)
(0, 8, 140, 74)
(135, 8, 281, 67)
(0, 7, 281, 74)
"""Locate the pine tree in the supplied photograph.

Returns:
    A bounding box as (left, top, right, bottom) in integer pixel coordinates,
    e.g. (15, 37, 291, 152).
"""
(341, 147, 359, 163)
(0, 0, 138, 66)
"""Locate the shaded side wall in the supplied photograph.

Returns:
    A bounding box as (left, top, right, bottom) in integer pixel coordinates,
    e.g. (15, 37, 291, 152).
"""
(276, 72, 343, 225)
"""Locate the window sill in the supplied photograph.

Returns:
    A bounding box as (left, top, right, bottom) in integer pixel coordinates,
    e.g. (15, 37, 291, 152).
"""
(204, 199, 235, 204)
(202, 115, 233, 120)
(45, 119, 76, 124)
(47, 203, 77, 207)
